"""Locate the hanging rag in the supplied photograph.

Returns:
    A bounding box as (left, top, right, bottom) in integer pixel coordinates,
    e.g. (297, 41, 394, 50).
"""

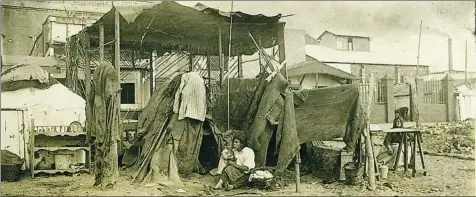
(173, 72, 207, 121)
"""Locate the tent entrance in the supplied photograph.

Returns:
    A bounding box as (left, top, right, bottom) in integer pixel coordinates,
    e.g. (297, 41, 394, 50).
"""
(265, 127, 311, 173)
(198, 121, 220, 173)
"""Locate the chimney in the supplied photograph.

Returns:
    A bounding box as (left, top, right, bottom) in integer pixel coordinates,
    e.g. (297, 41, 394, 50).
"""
(448, 37, 453, 73)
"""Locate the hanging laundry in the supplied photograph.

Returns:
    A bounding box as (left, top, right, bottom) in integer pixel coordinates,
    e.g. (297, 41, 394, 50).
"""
(173, 72, 207, 121)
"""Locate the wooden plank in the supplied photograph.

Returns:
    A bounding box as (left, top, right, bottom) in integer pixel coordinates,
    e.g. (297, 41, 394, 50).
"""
(99, 24, 104, 63)
(412, 131, 417, 177)
(278, 22, 287, 78)
(404, 134, 408, 172)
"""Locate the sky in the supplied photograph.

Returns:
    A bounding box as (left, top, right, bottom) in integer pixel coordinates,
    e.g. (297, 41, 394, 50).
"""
(178, 1, 476, 73)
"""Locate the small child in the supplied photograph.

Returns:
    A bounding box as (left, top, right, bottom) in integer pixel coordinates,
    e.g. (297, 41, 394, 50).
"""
(215, 130, 236, 175)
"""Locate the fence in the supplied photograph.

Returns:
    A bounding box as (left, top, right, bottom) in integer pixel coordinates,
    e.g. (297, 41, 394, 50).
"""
(357, 75, 458, 123)
(423, 79, 447, 104)
(358, 80, 387, 105)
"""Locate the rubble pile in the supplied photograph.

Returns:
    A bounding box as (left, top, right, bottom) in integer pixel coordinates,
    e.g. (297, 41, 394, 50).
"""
(421, 120, 475, 155)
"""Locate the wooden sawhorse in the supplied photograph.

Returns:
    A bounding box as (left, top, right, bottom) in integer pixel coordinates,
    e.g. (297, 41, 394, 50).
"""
(374, 128, 427, 177)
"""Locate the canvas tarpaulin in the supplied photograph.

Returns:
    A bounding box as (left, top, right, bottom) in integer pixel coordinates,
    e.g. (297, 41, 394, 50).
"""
(212, 78, 364, 171)
(77, 1, 283, 56)
(293, 85, 365, 152)
(126, 73, 215, 183)
(211, 73, 300, 171)
(126, 74, 182, 183)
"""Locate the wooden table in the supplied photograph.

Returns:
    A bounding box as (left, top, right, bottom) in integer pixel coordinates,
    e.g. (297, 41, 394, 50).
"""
(370, 127, 427, 177)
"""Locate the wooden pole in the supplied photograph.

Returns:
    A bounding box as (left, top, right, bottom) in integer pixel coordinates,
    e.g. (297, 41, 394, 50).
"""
(237, 55, 243, 78)
(114, 8, 121, 77)
(85, 31, 91, 104)
(416, 20, 422, 77)
(189, 53, 194, 72)
(207, 55, 212, 87)
(415, 20, 423, 129)
(278, 23, 287, 79)
(364, 73, 376, 190)
(29, 119, 35, 178)
(99, 24, 104, 63)
(258, 37, 263, 73)
(465, 41, 468, 86)
(295, 151, 301, 193)
(84, 31, 93, 175)
(149, 51, 154, 94)
(218, 25, 223, 87)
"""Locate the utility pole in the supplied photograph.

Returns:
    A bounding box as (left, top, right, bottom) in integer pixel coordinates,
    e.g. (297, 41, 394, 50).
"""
(417, 20, 422, 76)
(465, 41, 468, 86)
(414, 20, 423, 129)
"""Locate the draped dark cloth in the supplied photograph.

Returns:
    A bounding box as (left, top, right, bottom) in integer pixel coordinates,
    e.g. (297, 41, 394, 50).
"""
(91, 62, 120, 188)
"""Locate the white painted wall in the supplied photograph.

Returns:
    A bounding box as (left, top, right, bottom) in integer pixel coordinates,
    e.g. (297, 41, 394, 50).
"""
(120, 70, 151, 110)
(289, 74, 342, 90)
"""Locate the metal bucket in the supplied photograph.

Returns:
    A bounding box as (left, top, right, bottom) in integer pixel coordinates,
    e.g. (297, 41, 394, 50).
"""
(343, 162, 363, 185)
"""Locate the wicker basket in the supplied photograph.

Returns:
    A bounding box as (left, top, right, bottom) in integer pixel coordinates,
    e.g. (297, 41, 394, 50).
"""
(1, 163, 22, 182)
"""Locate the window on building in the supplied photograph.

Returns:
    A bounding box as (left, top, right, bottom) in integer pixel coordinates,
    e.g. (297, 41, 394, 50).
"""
(336, 41, 343, 50)
(348, 38, 353, 51)
(121, 83, 136, 104)
(400, 76, 405, 83)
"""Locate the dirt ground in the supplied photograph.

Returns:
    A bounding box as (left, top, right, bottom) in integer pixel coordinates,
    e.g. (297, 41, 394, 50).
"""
(3, 121, 475, 196)
(2, 154, 474, 196)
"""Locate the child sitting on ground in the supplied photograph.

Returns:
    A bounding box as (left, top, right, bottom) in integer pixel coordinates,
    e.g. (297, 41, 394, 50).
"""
(210, 130, 236, 176)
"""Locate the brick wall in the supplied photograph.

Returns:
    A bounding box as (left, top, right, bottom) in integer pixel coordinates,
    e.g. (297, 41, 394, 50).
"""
(351, 64, 429, 83)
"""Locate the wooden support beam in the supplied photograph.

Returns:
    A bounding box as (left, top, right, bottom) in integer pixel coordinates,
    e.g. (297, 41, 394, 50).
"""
(295, 152, 301, 193)
(85, 32, 91, 98)
(84, 31, 93, 175)
(218, 25, 224, 87)
(99, 23, 104, 63)
(114, 7, 121, 104)
(149, 51, 154, 94)
(189, 53, 194, 72)
(207, 55, 212, 87)
(238, 55, 243, 78)
(365, 73, 377, 190)
(258, 37, 262, 73)
(277, 23, 287, 78)
(29, 119, 35, 178)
